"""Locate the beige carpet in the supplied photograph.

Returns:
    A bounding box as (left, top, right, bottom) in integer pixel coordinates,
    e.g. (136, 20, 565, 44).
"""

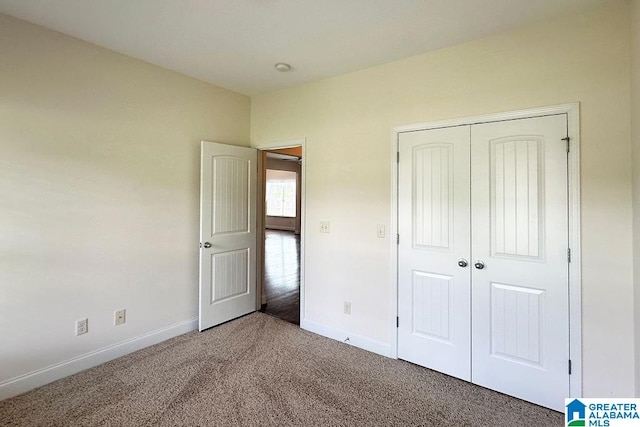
(0, 312, 562, 426)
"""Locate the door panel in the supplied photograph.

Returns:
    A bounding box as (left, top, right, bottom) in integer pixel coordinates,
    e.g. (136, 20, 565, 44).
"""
(398, 126, 471, 381)
(199, 141, 257, 331)
(490, 137, 543, 259)
(470, 115, 569, 410)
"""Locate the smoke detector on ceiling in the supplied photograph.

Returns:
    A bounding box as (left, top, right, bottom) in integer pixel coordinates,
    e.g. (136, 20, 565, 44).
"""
(274, 63, 292, 72)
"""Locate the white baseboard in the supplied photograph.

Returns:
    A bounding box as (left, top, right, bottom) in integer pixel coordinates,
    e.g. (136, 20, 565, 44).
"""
(0, 317, 198, 401)
(301, 318, 392, 358)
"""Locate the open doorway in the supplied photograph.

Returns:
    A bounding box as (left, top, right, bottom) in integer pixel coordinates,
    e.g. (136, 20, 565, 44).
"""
(259, 146, 302, 325)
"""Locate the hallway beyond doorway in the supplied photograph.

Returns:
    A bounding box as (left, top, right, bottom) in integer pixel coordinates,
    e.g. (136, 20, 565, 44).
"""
(262, 230, 300, 325)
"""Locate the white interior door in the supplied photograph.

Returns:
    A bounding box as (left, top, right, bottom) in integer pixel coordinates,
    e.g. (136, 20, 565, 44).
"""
(470, 115, 569, 410)
(397, 125, 472, 381)
(199, 141, 257, 331)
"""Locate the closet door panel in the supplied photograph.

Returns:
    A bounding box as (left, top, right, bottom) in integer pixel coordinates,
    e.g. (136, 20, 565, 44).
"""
(397, 126, 472, 381)
(470, 115, 569, 411)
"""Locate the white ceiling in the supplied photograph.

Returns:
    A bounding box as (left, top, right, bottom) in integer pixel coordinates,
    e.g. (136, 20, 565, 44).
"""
(0, 0, 619, 95)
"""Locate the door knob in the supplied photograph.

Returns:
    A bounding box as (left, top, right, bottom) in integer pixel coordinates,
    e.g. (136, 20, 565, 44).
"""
(474, 260, 485, 270)
(203, 242, 212, 248)
(457, 259, 468, 268)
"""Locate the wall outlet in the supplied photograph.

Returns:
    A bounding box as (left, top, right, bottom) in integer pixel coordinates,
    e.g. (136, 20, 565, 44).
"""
(343, 301, 351, 315)
(377, 224, 385, 238)
(76, 318, 88, 336)
(114, 309, 126, 325)
(320, 221, 330, 233)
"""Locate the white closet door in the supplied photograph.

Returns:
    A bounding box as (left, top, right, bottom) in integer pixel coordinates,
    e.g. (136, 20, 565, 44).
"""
(397, 126, 472, 381)
(470, 115, 569, 411)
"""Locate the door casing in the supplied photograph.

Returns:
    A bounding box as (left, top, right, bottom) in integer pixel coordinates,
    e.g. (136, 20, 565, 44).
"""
(390, 103, 582, 397)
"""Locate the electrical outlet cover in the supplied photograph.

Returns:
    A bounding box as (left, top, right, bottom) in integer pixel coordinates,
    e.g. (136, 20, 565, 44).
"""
(76, 318, 88, 336)
(115, 309, 126, 325)
(343, 301, 351, 315)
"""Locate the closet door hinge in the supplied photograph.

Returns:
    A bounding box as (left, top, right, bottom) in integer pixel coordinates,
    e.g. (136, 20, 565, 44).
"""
(397, 234, 400, 245)
(396, 316, 399, 328)
(397, 152, 400, 163)
(568, 359, 572, 375)
(562, 136, 570, 153)
(567, 248, 571, 263)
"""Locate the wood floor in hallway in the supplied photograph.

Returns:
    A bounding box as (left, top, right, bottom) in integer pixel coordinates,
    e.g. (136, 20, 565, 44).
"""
(262, 229, 300, 325)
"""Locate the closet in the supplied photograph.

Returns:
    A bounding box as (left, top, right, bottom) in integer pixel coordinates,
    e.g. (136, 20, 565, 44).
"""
(397, 114, 570, 410)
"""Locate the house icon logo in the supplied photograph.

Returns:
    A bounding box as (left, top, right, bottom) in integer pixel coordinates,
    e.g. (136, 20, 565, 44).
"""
(566, 399, 586, 426)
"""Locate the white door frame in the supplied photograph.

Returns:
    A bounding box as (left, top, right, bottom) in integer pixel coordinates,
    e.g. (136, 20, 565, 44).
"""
(390, 103, 582, 397)
(254, 138, 306, 323)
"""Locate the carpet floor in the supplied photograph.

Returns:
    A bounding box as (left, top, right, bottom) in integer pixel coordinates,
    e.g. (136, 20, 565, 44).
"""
(0, 312, 562, 426)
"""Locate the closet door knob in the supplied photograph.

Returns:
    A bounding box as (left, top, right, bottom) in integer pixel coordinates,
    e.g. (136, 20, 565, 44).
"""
(203, 242, 212, 249)
(474, 261, 485, 270)
(457, 259, 468, 268)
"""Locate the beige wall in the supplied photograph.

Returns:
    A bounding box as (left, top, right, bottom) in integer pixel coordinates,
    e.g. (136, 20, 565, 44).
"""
(0, 13, 250, 395)
(632, 0, 640, 396)
(251, 3, 634, 396)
